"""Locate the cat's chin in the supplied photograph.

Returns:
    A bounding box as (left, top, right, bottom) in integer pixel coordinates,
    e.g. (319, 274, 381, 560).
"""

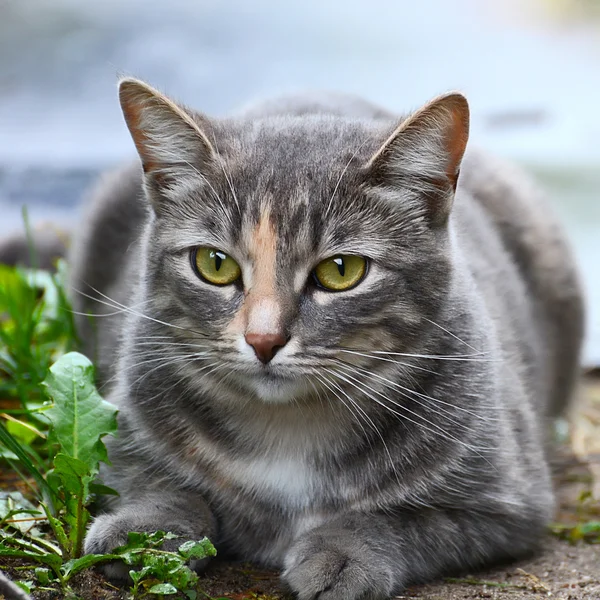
(245, 374, 308, 404)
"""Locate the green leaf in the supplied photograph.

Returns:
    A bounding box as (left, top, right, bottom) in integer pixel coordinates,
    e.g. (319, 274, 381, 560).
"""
(106, 530, 210, 595)
(148, 582, 178, 594)
(177, 538, 217, 560)
(41, 502, 70, 555)
(579, 521, 600, 534)
(43, 352, 118, 472)
(51, 454, 94, 559)
(61, 553, 121, 579)
(0, 531, 44, 555)
(0, 545, 63, 571)
(5, 418, 37, 446)
(16, 580, 34, 593)
(88, 481, 120, 497)
(0, 447, 18, 460)
(53, 454, 92, 498)
(35, 567, 51, 585)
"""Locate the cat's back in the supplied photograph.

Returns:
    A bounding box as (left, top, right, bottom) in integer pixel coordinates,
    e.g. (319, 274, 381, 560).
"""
(454, 149, 584, 415)
(237, 91, 395, 121)
(69, 162, 146, 374)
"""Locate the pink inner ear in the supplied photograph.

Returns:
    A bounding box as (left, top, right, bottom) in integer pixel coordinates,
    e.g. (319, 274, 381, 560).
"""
(120, 92, 158, 174)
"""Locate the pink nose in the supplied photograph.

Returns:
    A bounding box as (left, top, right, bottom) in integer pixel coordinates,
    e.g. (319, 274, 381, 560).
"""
(245, 333, 288, 364)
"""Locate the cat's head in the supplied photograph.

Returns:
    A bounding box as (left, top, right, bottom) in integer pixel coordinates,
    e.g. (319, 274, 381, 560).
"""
(118, 79, 469, 405)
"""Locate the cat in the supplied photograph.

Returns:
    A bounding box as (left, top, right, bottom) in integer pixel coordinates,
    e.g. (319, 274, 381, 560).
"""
(71, 78, 584, 600)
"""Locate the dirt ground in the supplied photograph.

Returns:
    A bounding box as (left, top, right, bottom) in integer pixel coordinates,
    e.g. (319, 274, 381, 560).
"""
(192, 535, 600, 600)
(1, 375, 599, 600)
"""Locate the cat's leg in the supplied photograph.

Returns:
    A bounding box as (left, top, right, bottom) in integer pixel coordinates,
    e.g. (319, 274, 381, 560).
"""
(84, 489, 216, 580)
(282, 507, 547, 600)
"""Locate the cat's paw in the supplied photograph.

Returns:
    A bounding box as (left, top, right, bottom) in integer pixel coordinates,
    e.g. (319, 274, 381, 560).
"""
(84, 512, 211, 582)
(282, 532, 395, 600)
(84, 513, 138, 581)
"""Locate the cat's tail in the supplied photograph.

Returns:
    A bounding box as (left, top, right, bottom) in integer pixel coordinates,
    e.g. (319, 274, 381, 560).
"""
(0, 225, 69, 270)
(0, 570, 32, 600)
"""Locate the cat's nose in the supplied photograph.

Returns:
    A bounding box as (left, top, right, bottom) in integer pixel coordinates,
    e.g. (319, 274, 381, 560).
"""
(245, 332, 288, 364)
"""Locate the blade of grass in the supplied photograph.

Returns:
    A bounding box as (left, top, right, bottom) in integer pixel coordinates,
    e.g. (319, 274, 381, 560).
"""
(0, 421, 52, 502)
(5, 458, 40, 498)
(22, 206, 38, 271)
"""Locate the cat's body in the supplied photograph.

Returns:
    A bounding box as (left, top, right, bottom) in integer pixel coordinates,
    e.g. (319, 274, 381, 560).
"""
(74, 83, 584, 599)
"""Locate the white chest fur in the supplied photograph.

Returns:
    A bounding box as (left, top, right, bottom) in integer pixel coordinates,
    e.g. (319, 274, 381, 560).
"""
(223, 454, 318, 510)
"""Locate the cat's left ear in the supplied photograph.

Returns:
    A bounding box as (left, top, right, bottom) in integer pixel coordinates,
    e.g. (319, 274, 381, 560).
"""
(118, 78, 215, 211)
(366, 93, 469, 227)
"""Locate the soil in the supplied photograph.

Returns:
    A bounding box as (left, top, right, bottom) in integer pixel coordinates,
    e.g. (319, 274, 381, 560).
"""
(1, 375, 599, 600)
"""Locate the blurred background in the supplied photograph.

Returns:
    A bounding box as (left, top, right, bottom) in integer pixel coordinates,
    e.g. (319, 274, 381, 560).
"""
(0, 0, 598, 365)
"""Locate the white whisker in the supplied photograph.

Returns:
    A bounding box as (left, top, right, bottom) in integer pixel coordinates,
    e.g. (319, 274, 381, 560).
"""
(339, 348, 495, 363)
(319, 372, 403, 484)
(324, 367, 495, 464)
(334, 360, 500, 422)
(422, 317, 481, 353)
(73, 286, 209, 338)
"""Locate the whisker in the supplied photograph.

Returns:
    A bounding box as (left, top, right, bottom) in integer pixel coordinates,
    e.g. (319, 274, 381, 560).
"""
(99, 348, 211, 391)
(333, 352, 438, 376)
(73, 286, 210, 339)
(132, 341, 211, 350)
(132, 360, 216, 408)
(68, 297, 152, 319)
(339, 348, 495, 363)
(129, 352, 212, 392)
(319, 372, 401, 484)
(422, 317, 481, 353)
(333, 359, 501, 422)
(333, 361, 473, 434)
(324, 367, 495, 462)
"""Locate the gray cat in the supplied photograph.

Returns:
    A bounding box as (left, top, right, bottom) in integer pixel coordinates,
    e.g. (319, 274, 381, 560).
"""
(71, 79, 584, 600)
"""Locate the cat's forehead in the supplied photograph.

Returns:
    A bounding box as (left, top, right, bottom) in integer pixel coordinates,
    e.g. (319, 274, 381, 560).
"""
(206, 116, 388, 231)
(218, 116, 387, 186)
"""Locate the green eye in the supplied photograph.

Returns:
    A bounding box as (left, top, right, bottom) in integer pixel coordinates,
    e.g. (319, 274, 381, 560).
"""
(192, 247, 241, 285)
(313, 255, 367, 291)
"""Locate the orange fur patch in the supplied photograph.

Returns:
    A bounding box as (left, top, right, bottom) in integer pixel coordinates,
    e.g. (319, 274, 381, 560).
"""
(226, 208, 282, 337)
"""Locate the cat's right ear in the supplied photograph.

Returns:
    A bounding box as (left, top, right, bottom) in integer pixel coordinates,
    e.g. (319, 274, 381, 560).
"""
(118, 78, 215, 212)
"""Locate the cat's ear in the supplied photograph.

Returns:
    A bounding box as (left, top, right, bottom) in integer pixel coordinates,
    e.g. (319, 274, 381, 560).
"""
(366, 93, 469, 227)
(118, 78, 215, 209)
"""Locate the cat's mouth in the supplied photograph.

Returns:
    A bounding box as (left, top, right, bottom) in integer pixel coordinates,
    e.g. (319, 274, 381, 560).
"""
(241, 370, 309, 404)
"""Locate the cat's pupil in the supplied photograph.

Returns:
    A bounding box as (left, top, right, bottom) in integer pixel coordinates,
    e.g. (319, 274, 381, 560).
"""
(334, 257, 345, 277)
(211, 250, 225, 271)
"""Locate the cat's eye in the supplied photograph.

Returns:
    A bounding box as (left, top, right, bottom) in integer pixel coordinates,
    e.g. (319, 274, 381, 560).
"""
(313, 255, 367, 291)
(191, 247, 241, 286)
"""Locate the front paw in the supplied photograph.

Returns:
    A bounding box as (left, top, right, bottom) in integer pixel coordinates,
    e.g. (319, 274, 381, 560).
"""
(84, 513, 132, 557)
(283, 532, 394, 600)
(84, 511, 211, 582)
(84, 513, 138, 582)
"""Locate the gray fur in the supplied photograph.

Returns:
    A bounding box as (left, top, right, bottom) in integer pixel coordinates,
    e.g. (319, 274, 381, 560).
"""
(0, 571, 32, 600)
(0, 226, 67, 270)
(72, 81, 584, 599)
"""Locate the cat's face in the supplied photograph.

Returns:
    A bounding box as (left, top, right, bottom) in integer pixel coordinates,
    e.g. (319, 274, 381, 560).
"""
(119, 80, 469, 404)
